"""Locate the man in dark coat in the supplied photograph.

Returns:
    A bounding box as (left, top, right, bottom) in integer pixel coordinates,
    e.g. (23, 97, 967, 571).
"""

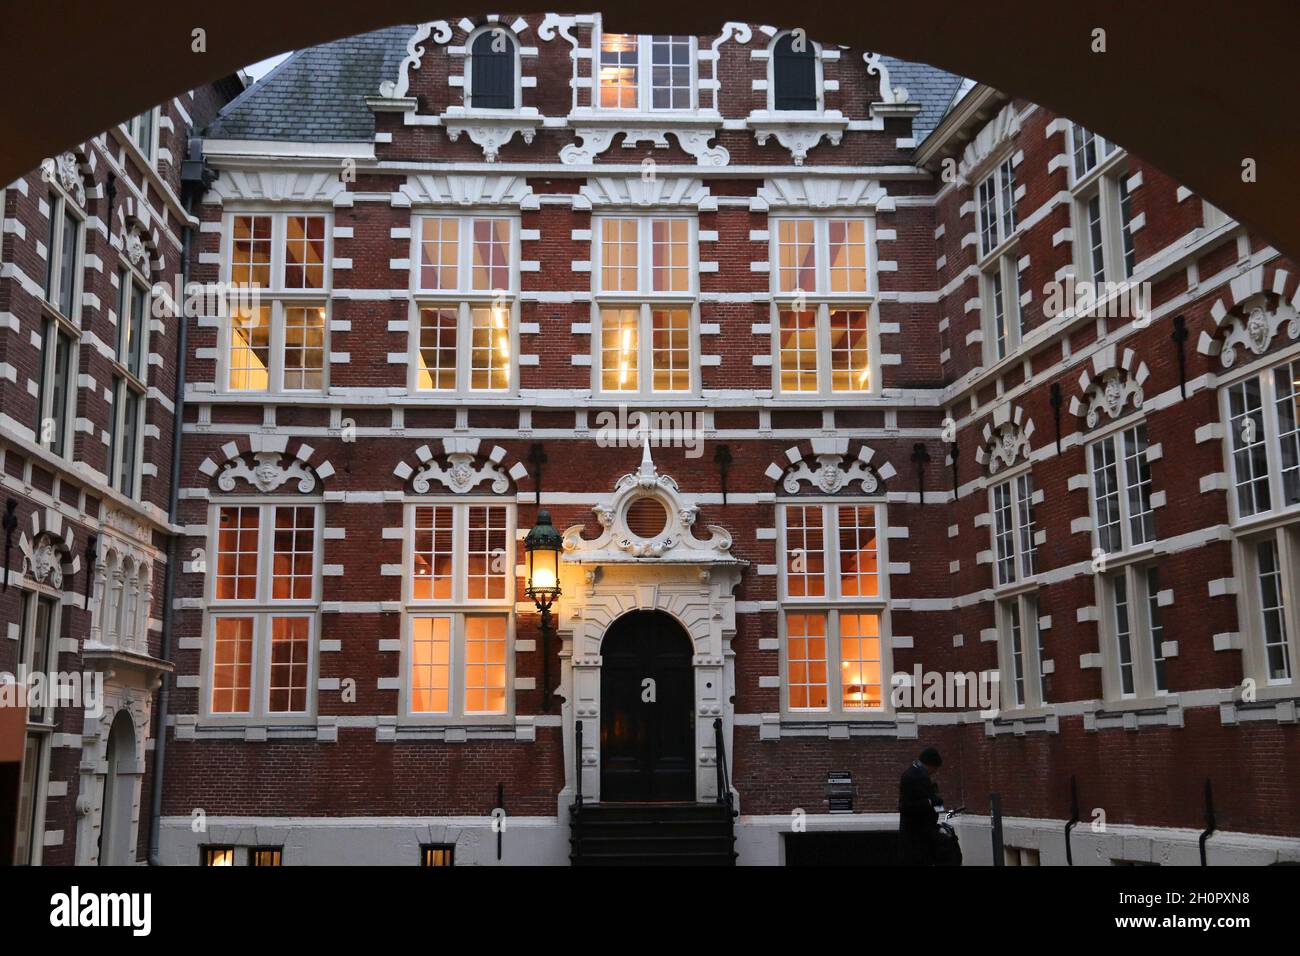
(898, 747, 943, 865)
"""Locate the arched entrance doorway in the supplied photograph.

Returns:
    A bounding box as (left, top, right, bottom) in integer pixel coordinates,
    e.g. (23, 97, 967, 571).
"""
(98, 710, 137, 865)
(600, 611, 695, 802)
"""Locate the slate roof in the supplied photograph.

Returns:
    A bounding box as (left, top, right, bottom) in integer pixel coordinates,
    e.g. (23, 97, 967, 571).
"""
(206, 25, 968, 147)
(206, 25, 416, 141)
(879, 56, 967, 139)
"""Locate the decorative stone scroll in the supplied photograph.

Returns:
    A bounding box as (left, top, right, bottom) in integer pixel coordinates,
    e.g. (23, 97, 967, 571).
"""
(218, 452, 318, 494)
(1069, 344, 1149, 428)
(977, 404, 1034, 474)
(378, 21, 454, 98)
(562, 443, 735, 562)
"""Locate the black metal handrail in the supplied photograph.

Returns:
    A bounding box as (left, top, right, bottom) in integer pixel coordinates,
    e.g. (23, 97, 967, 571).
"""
(713, 718, 736, 818)
(572, 718, 584, 864)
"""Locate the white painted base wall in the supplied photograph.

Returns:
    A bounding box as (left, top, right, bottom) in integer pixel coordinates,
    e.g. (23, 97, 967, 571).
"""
(158, 812, 1300, 865)
(956, 815, 1300, 866)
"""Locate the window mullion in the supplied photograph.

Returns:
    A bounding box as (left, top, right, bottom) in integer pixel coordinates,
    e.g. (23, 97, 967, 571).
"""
(817, 303, 830, 397)
(1275, 528, 1300, 681)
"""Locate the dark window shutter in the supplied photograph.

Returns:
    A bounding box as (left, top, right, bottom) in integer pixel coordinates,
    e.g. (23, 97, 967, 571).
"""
(773, 34, 817, 111)
(470, 31, 516, 110)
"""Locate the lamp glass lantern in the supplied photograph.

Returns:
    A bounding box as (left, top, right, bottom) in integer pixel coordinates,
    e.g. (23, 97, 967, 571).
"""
(525, 510, 563, 607)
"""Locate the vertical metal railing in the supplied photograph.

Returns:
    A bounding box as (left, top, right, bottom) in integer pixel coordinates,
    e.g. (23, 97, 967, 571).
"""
(713, 718, 735, 817)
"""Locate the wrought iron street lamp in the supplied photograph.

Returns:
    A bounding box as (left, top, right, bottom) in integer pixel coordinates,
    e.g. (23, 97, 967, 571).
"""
(524, 510, 562, 713)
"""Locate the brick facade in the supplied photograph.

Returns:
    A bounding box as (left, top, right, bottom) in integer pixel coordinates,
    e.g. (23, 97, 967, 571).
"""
(5, 13, 1298, 867)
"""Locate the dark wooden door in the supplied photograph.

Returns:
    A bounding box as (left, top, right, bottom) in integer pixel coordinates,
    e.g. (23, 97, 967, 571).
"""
(600, 612, 695, 802)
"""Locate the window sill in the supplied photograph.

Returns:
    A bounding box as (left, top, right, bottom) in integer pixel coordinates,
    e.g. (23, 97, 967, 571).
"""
(746, 111, 848, 166)
(439, 108, 543, 162)
(567, 108, 723, 128)
(1082, 695, 1182, 732)
(985, 706, 1059, 737)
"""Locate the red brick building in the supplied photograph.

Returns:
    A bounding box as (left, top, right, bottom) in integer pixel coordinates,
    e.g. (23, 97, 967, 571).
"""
(0, 76, 240, 864)
(7, 13, 1299, 866)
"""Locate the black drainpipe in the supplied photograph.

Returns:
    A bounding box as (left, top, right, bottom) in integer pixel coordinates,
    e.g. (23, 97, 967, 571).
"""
(1199, 778, 1217, 866)
(148, 137, 207, 865)
(1063, 774, 1080, 866)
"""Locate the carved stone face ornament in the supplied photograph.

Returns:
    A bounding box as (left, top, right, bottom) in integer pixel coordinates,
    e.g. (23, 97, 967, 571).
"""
(1103, 375, 1124, 414)
(30, 539, 64, 589)
(1247, 307, 1269, 352)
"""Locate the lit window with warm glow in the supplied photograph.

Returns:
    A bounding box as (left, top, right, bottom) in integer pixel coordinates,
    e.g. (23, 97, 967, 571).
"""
(837, 505, 879, 597)
(271, 506, 316, 600)
(411, 616, 452, 714)
(464, 616, 508, 714)
(228, 306, 270, 391)
(598, 217, 692, 294)
(598, 33, 695, 111)
(651, 218, 690, 292)
(786, 612, 828, 710)
(777, 219, 816, 293)
(412, 505, 455, 601)
(601, 308, 640, 392)
(466, 505, 511, 600)
(601, 219, 638, 291)
(203, 847, 236, 866)
(780, 502, 890, 715)
(651, 309, 691, 391)
(284, 215, 327, 289)
(283, 306, 326, 390)
(829, 309, 870, 393)
(470, 305, 512, 391)
(406, 501, 515, 719)
(599, 33, 639, 108)
(223, 212, 331, 393)
(216, 506, 259, 600)
(783, 505, 826, 598)
(772, 217, 870, 295)
(594, 217, 695, 395)
(268, 616, 310, 713)
(827, 220, 868, 293)
(211, 617, 253, 714)
(470, 219, 511, 291)
(778, 310, 818, 393)
(231, 215, 272, 288)
(417, 308, 458, 390)
(207, 503, 321, 721)
(839, 613, 882, 709)
(419, 217, 460, 290)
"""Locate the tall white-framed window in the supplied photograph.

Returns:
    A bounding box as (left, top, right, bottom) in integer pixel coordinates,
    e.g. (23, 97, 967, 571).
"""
(410, 213, 517, 394)
(990, 472, 1038, 587)
(592, 215, 697, 396)
(403, 500, 515, 720)
(203, 502, 321, 720)
(1098, 562, 1167, 699)
(36, 187, 84, 458)
(778, 501, 890, 715)
(221, 212, 330, 394)
(995, 593, 1047, 710)
(1088, 423, 1155, 555)
(768, 31, 822, 112)
(770, 217, 875, 396)
(107, 264, 150, 497)
(977, 156, 1022, 363)
(596, 31, 697, 112)
(1223, 357, 1300, 522)
(1070, 123, 1135, 285)
(14, 577, 62, 864)
(123, 107, 158, 163)
(1237, 529, 1299, 687)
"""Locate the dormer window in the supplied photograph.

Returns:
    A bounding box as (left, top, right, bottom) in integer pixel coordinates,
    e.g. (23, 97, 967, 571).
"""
(772, 32, 818, 111)
(597, 32, 696, 112)
(468, 27, 519, 110)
